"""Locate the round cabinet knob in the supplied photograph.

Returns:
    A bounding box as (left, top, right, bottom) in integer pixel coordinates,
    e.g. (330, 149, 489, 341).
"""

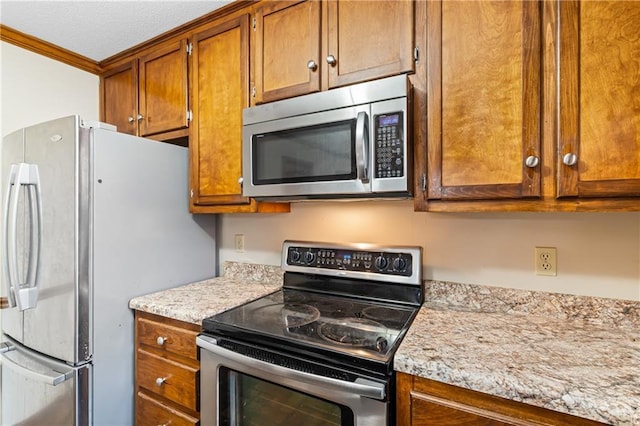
(127, 116, 135, 124)
(238, 176, 244, 186)
(307, 60, 318, 71)
(374, 256, 388, 271)
(156, 336, 167, 346)
(563, 153, 578, 166)
(303, 251, 316, 265)
(155, 377, 166, 387)
(137, 114, 144, 121)
(392, 257, 407, 271)
(524, 155, 539, 168)
(326, 55, 337, 66)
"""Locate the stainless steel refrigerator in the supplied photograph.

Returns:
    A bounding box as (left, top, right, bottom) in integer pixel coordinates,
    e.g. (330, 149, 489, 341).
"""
(0, 115, 217, 425)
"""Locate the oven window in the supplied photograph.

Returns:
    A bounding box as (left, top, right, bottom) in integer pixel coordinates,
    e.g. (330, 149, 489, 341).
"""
(252, 120, 356, 185)
(219, 367, 354, 426)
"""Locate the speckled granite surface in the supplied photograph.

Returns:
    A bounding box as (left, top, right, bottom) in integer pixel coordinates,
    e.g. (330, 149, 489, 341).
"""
(128, 262, 283, 325)
(395, 280, 640, 425)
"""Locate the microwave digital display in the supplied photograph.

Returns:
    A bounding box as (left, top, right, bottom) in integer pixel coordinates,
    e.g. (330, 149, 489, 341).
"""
(379, 114, 400, 126)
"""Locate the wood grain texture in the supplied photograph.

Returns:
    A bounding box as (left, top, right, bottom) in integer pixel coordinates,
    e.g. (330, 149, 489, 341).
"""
(397, 373, 607, 426)
(0, 24, 101, 74)
(136, 316, 199, 360)
(135, 311, 200, 424)
(138, 39, 189, 136)
(0, 297, 8, 309)
(326, 0, 414, 88)
(136, 391, 198, 426)
(100, 60, 138, 135)
(254, 0, 322, 103)
(189, 13, 290, 214)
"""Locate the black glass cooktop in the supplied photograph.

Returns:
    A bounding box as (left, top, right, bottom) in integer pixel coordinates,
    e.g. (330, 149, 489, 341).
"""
(202, 288, 418, 364)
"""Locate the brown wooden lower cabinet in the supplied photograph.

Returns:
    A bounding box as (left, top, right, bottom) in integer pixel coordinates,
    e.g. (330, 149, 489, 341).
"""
(396, 372, 606, 426)
(135, 311, 201, 425)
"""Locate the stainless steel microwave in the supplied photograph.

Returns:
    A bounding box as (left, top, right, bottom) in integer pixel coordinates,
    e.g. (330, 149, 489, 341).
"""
(242, 75, 412, 200)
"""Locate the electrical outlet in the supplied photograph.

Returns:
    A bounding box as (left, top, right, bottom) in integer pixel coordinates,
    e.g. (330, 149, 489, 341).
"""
(235, 234, 245, 253)
(535, 247, 556, 276)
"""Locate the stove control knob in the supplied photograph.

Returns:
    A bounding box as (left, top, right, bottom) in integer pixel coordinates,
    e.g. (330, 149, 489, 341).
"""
(304, 251, 316, 264)
(290, 249, 301, 263)
(393, 257, 407, 271)
(376, 336, 388, 352)
(374, 256, 388, 270)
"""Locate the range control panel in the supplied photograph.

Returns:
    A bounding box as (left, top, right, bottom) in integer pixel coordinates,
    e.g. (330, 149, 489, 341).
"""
(285, 244, 414, 277)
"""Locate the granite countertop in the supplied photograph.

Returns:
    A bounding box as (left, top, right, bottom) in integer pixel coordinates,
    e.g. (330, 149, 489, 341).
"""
(129, 262, 283, 325)
(395, 281, 640, 425)
(129, 262, 639, 424)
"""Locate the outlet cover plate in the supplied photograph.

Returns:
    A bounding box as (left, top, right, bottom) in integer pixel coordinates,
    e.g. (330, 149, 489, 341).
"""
(535, 247, 556, 276)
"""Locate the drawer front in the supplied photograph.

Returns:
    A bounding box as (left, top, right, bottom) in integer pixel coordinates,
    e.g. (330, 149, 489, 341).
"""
(137, 316, 199, 360)
(137, 349, 199, 411)
(136, 391, 198, 426)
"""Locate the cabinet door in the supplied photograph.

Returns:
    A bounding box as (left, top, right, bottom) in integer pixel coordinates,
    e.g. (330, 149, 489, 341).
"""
(101, 61, 138, 135)
(558, 1, 640, 198)
(190, 15, 251, 207)
(326, 0, 414, 89)
(138, 39, 189, 136)
(254, 0, 321, 103)
(426, 1, 542, 200)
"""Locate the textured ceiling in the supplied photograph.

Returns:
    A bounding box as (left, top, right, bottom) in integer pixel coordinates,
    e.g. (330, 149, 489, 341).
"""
(0, 0, 233, 62)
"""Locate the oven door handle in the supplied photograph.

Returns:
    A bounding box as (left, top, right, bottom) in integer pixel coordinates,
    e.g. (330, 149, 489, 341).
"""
(197, 335, 386, 400)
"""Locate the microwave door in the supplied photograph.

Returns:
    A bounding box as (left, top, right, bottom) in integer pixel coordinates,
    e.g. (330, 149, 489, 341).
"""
(243, 105, 371, 199)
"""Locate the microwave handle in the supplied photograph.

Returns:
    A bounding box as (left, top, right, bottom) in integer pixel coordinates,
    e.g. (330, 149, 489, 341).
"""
(355, 111, 369, 184)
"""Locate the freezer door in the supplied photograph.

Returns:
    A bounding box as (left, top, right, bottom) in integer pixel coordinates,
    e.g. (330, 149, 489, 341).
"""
(1, 336, 90, 425)
(1, 128, 26, 342)
(21, 115, 91, 364)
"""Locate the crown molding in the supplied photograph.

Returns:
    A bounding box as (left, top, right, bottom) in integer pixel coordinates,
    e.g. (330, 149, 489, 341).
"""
(1, 24, 101, 74)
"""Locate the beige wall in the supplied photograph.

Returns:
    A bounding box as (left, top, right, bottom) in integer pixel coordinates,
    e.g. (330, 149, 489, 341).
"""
(219, 201, 640, 301)
(1, 41, 99, 137)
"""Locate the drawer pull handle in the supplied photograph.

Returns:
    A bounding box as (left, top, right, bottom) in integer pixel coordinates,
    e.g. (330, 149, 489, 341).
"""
(158, 422, 171, 426)
(156, 336, 168, 346)
(155, 377, 167, 386)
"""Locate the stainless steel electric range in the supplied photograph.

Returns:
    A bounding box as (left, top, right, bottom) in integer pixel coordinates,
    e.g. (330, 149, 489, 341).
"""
(197, 241, 423, 426)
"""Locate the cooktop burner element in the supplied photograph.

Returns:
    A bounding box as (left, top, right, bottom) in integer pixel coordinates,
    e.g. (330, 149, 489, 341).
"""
(318, 317, 388, 350)
(201, 240, 423, 374)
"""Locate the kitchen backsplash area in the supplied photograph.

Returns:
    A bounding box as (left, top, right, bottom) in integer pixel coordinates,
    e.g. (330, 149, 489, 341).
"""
(218, 200, 640, 301)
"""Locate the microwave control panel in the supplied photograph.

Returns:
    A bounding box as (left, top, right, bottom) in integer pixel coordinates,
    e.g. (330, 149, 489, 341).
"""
(374, 112, 404, 179)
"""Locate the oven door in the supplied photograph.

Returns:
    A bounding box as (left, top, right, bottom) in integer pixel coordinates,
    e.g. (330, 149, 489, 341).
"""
(242, 104, 372, 199)
(197, 335, 388, 426)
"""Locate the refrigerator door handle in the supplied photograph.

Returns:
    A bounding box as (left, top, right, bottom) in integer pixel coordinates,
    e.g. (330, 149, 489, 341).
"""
(5, 163, 42, 311)
(1, 350, 73, 386)
(3, 164, 18, 308)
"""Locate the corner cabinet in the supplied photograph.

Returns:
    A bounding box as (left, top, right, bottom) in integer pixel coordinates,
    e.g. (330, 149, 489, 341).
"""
(415, 0, 640, 212)
(189, 13, 289, 214)
(252, 0, 415, 104)
(396, 373, 606, 426)
(135, 311, 200, 426)
(100, 38, 190, 141)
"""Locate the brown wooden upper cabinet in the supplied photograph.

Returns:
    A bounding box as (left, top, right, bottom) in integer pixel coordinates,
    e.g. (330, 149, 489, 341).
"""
(425, 0, 542, 201)
(100, 39, 190, 140)
(558, 0, 640, 199)
(419, 0, 640, 210)
(252, 0, 415, 104)
(189, 13, 289, 214)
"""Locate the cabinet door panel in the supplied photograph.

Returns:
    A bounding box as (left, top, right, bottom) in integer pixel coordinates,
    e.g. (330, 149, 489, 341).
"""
(190, 15, 251, 207)
(326, 0, 414, 88)
(427, 1, 541, 200)
(254, 0, 321, 103)
(101, 61, 137, 135)
(558, 0, 640, 197)
(139, 39, 189, 136)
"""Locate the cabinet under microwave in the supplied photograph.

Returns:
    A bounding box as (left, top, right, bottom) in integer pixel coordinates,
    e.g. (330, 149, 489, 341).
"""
(242, 75, 413, 200)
